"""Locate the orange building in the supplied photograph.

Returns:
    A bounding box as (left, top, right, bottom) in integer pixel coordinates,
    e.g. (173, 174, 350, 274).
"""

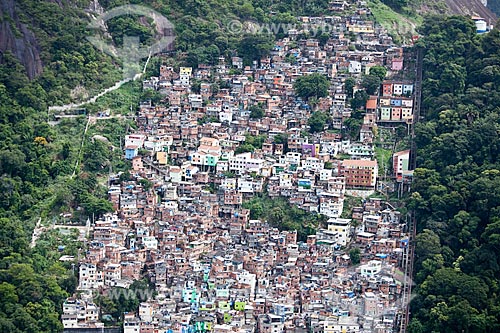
(382, 82, 393, 96)
(339, 159, 378, 189)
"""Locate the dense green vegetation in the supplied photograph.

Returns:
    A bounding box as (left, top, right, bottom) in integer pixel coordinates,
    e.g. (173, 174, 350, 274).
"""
(99, 0, 333, 67)
(293, 73, 329, 101)
(0, 1, 147, 330)
(369, 65, 388, 81)
(249, 104, 265, 119)
(0, 205, 82, 332)
(235, 134, 267, 154)
(407, 16, 500, 332)
(367, 0, 421, 43)
(1, 1, 122, 105)
(97, 279, 155, 325)
(242, 195, 327, 241)
(0, 0, 339, 329)
(361, 74, 382, 95)
(307, 111, 330, 133)
(349, 247, 361, 265)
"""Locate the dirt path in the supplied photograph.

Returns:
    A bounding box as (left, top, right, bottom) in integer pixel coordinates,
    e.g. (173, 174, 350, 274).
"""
(48, 53, 151, 113)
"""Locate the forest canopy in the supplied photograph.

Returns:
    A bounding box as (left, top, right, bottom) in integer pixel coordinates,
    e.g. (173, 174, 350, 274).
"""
(408, 15, 500, 333)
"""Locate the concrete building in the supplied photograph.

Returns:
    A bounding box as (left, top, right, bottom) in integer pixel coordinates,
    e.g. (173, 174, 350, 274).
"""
(339, 160, 378, 189)
(326, 218, 352, 246)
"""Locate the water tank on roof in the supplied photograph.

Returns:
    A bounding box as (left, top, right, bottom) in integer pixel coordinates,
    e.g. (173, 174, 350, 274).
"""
(476, 20, 487, 33)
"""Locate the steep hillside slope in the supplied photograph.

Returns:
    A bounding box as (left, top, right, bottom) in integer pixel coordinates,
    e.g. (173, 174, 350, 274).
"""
(408, 16, 500, 332)
(1, 0, 333, 84)
(369, 0, 496, 44)
(0, 0, 43, 79)
(0, 1, 335, 332)
(417, 0, 497, 21)
(488, 0, 500, 16)
(444, 0, 497, 22)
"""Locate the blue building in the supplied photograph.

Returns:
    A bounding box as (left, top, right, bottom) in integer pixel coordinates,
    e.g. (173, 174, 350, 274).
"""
(125, 146, 138, 160)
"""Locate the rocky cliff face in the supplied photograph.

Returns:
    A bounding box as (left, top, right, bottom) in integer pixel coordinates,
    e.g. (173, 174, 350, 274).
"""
(0, 0, 43, 79)
(487, 0, 500, 16)
(444, 0, 497, 22)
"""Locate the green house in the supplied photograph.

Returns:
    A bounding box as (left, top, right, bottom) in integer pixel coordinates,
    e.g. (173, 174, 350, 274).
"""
(234, 301, 246, 311)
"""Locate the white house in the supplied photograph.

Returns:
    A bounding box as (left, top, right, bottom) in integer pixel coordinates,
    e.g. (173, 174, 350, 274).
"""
(142, 236, 158, 250)
(104, 263, 121, 286)
(78, 263, 104, 290)
(326, 218, 352, 246)
(229, 152, 265, 174)
(169, 166, 182, 183)
(139, 302, 155, 322)
(302, 157, 324, 171)
(360, 260, 382, 277)
(348, 61, 362, 74)
(320, 196, 344, 218)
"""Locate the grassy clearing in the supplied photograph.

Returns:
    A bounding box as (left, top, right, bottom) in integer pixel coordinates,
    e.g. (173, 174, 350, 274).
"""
(367, 0, 422, 44)
(374, 127, 395, 176)
(375, 146, 393, 176)
(85, 80, 143, 115)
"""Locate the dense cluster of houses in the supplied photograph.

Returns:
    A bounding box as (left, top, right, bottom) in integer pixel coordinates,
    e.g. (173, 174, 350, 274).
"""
(62, 1, 416, 332)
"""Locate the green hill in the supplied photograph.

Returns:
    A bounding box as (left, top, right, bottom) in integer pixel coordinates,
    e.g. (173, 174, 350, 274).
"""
(407, 16, 500, 332)
(0, 1, 498, 332)
(0, 1, 335, 331)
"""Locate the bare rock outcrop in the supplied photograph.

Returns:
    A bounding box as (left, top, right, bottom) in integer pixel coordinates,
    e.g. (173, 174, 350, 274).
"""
(0, 0, 43, 79)
(444, 0, 497, 23)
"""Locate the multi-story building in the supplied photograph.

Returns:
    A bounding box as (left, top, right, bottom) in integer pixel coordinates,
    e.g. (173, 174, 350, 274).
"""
(393, 149, 410, 181)
(229, 152, 265, 175)
(78, 263, 104, 290)
(378, 81, 414, 123)
(179, 67, 192, 86)
(258, 314, 284, 333)
(61, 296, 102, 329)
(339, 160, 378, 189)
(326, 218, 352, 246)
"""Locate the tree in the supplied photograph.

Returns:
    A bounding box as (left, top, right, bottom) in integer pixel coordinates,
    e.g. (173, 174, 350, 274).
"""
(245, 134, 266, 149)
(273, 133, 287, 145)
(191, 79, 201, 93)
(361, 74, 381, 95)
(238, 34, 274, 66)
(294, 73, 329, 101)
(343, 117, 362, 140)
(349, 248, 361, 265)
(344, 77, 356, 98)
(415, 229, 442, 271)
(407, 318, 425, 333)
(119, 171, 132, 183)
(318, 32, 330, 46)
(235, 144, 255, 154)
(0, 282, 18, 311)
(81, 195, 113, 218)
(440, 63, 466, 94)
(307, 111, 329, 133)
(350, 90, 369, 110)
(369, 66, 387, 81)
(139, 179, 153, 192)
(83, 140, 109, 172)
(249, 105, 265, 119)
(239, 2, 255, 18)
